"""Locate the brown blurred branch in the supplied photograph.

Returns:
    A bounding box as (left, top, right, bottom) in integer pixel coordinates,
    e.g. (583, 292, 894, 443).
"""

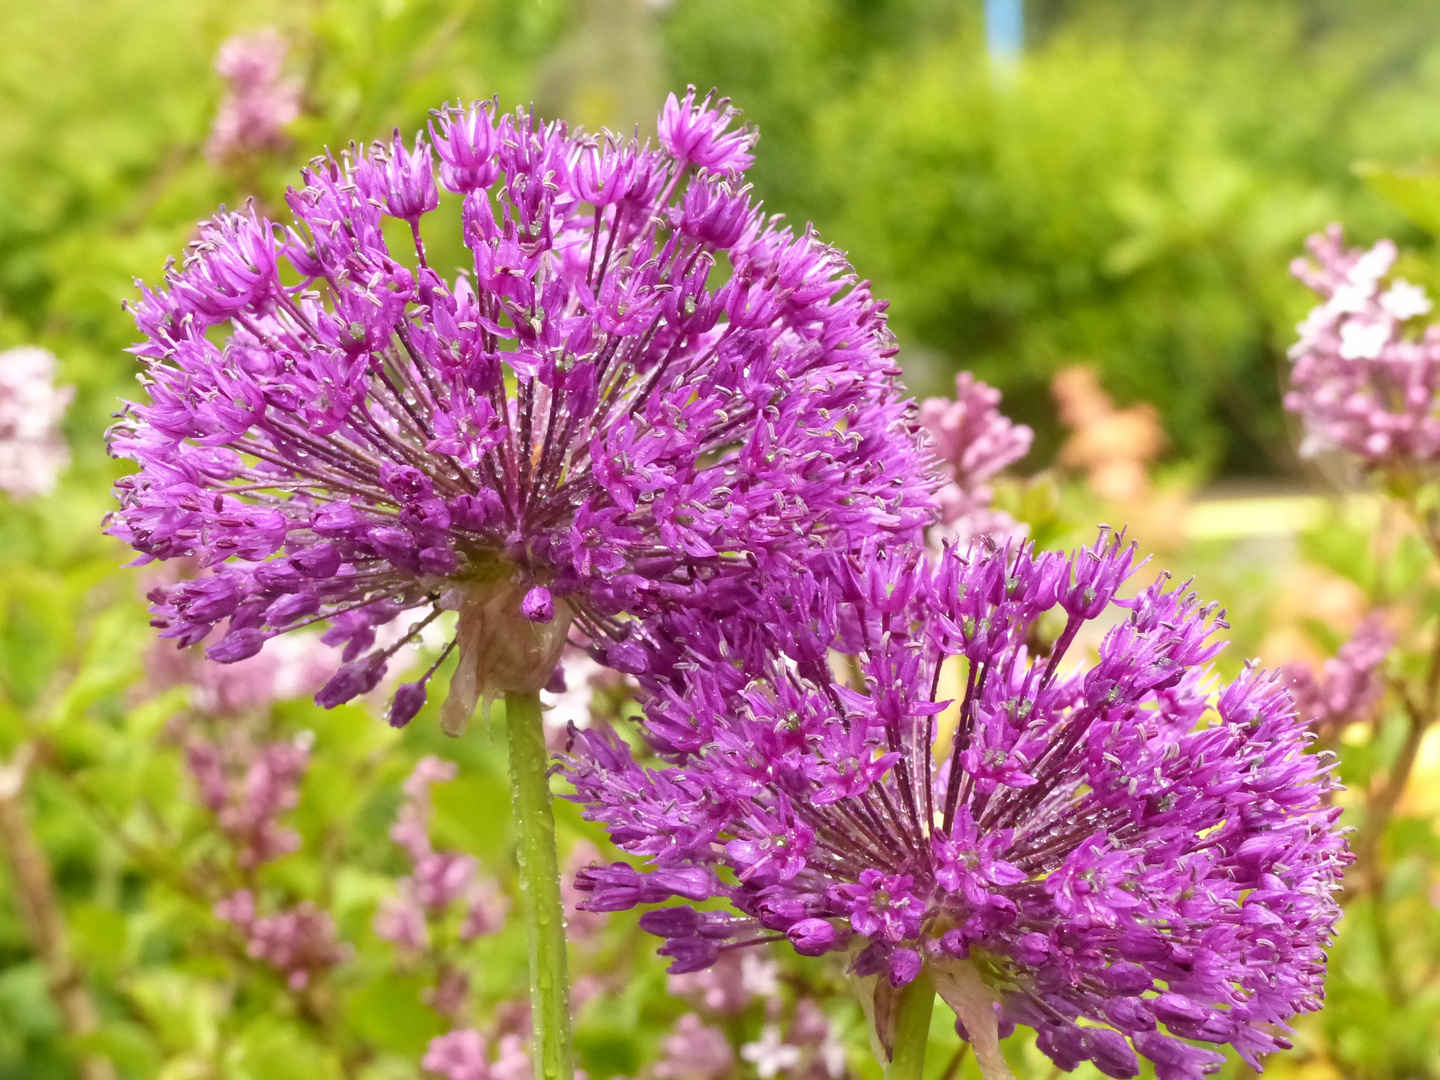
(0, 745, 115, 1080)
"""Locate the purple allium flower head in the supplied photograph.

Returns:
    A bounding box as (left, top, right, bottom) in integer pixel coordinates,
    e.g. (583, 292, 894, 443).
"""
(1286, 225, 1440, 465)
(918, 372, 1031, 539)
(566, 530, 1350, 1080)
(108, 93, 933, 733)
(0, 346, 73, 499)
(207, 28, 301, 164)
(1285, 614, 1392, 740)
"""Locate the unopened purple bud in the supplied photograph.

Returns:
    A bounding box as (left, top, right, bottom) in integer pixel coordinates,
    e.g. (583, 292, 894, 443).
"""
(786, 918, 838, 956)
(605, 640, 647, 674)
(521, 585, 554, 623)
(658, 936, 720, 975)
(432, 103, 498, 193)
(316, 653, 387, 708)
(640, 906, 701, 938)
(207, 627, 267, 663)
(888, 947, 922, 986)
(1083, 1028, 1139, 1079)
(390, 681, 427, 728)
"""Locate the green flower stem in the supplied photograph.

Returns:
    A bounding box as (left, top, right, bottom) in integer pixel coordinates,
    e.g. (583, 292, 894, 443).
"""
(505, 690, 573, 1080)
(888, 969, 936, 1080)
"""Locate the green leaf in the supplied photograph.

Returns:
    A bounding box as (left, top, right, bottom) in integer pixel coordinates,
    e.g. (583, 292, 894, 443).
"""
(343, 976, 443, 1056)
(1357, 162, 1440, 236)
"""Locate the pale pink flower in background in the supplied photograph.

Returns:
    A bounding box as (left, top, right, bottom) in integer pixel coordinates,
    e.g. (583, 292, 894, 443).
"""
(422, 1028, 534, 1080)
(789, 1001, 847, 1080)
(668, 949, 751, 1015)
(1285, 614, 1393, 740)
(207, 28, 301, 163)
(459, 877, 509, 940)
(216, 889, 347, 989)
(0, 346, 72, 499)
(423, 1029, 491, 1080)
(561, 840, 610, 944)
(378, 756, 508, 951)
(374, 889, 429, 952)
(489, 1034, 531, 1080)
(918, 371, 1031, 547)
(740, 952, 780, 998)
(187, 731, 311, 869)
(655, 1013, 734, 1080)
(742, 1025, 803, 1079)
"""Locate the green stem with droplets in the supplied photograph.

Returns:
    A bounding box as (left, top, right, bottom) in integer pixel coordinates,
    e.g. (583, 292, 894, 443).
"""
(505, 690, 573, 1080)
(888, 969, 936, 1080)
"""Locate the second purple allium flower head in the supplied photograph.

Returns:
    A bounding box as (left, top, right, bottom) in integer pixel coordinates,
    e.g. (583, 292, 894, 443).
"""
(566, 531, 1350, 1080)
(108, 88, 934, 730)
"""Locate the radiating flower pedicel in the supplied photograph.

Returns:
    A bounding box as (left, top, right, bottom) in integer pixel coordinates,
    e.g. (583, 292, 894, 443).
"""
(107, 89, 932, 728)
(566, 531, 1350, 1080)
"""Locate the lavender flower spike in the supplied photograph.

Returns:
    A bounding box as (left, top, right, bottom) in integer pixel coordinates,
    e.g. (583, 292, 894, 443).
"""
(108, 91, 933, 728)
(567, 531, 1350, 1080)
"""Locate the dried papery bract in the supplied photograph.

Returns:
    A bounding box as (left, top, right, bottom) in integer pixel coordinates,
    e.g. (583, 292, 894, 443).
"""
(567, 531, 1350, 1080)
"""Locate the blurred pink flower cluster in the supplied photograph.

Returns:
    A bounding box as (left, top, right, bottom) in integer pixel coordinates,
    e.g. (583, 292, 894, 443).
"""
(1285, 614, 1393, 740)
(187, 731, 310, 869)
(0, 346, 72, 498)
(207, 28, 301, 164)
(377, 757, 508, 1023)
(215, 889, 347, 990)
(423, 1028, 531, 1080)
(661, 950, 847, 1080)
(1287, 225, 1440, 465)
(917, 372, 1031, 546)
(188, 728, 349, 989)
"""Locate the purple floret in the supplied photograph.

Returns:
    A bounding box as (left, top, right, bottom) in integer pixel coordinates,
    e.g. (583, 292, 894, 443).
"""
(106, 89, 934, 725)
(565, 529, 1350, 1079)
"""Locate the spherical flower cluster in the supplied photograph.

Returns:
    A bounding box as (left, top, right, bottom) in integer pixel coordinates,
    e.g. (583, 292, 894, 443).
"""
(1286, 225, 1440, 465)
(108, 88, 933, 732)
(0, 346, 72, 498)
(207, 28, 302, 164)
(566, 531, 1349, 1080)
(1285, 614, 1392, 741)
(918, 372, 1031, 544)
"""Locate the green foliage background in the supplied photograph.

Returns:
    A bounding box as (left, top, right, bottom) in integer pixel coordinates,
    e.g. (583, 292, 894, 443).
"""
(4, 1, 1440, 1078)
